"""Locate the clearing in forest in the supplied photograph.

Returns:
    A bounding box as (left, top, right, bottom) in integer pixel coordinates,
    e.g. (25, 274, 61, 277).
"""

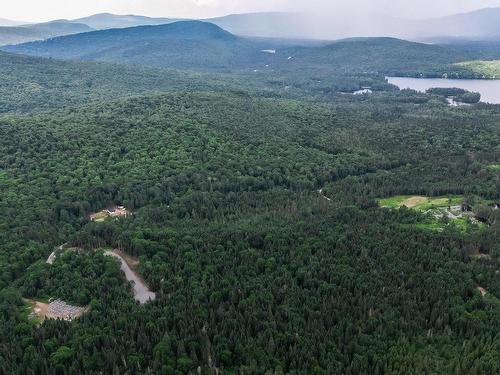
(378, 194, 487, 232)
(401, 196, 428, 208)
(25, 298, 88, 323)
(379, 195, 463, 210)
(90, 206, 130, 222)
(113, 249, 140, 269)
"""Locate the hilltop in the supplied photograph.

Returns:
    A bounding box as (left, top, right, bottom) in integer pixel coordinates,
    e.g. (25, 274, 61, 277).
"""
(2, 21, 268, 71)
(73, 12, 179, 29)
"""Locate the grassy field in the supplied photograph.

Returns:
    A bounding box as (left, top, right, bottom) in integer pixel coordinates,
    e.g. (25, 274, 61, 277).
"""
(379, 195, 486, 233)
(378, 195, 463, 210)
(89, 211, 109, 222)
(455, 60, 500, 78)
(405, 216, 480, 233)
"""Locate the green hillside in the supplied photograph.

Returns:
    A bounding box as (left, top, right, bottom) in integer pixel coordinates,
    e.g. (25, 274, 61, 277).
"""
(0, 51, 270, 114)
(7, 24, 500, 80)
(455, 60, 500, 78)
(0, 21, 92, 46)
(0, 25, 499, 374)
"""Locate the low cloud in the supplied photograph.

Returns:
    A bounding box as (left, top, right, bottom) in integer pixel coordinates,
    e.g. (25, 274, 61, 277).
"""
(3, 0, 500, 23)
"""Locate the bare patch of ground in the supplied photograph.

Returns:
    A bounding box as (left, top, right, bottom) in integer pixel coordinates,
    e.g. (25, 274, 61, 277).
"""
(113, 249, 140, 269)
(477, 287, 488, 297)
(90, 206, 130, 222)
(401, 196, 427, 208)
(89, 211, 109, 222)
(25, 299, 49, 323)
(25, 298, 88, 322)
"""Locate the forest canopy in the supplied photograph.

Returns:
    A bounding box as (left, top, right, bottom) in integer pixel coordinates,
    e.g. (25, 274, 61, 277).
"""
(0, 33, 499, 375)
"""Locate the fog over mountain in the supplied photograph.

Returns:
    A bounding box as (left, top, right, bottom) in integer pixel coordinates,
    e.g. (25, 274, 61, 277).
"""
(207, 12, 406, 40)
(2, 1, 500, 43)
(0, 20, 93, 46)
(2, 6, 500, 46)
(207, 8, 500, 41)
(3, 0, 500, 22)
(0, 18, 25, 27)
(73, 13, 181, 30)
(420, 8, 500, 40)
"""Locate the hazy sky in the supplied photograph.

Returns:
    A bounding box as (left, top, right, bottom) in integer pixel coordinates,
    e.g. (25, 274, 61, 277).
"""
(3, 0, 500, 22)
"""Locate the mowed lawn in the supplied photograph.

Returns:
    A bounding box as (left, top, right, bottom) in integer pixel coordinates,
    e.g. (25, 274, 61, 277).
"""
(378, 195, 463, 210)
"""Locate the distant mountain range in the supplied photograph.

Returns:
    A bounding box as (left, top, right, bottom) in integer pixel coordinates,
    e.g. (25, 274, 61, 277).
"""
(72, 13, 180, 30)
(0, 13, 180, 46)
(207, 9, 500, 41)
(5, 20, 492, 79)
(0, 21, 93, 46)
(418, 8, 500, 41)
(2, 7, 500, 47)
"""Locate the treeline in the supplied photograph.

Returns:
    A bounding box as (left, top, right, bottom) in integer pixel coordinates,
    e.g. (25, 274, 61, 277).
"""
(427, 88, 481, 103)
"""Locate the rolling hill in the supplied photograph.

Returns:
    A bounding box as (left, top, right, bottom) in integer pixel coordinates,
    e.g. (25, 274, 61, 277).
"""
(0, 20, 93, 46)
(2, 8, 500, 375)
(0, 50, 259, 114)
(5, 20, 498, 80)
(2, 47, 500, 374)
(2, 21, 277, 71)
(4, 7, 500, 47)
(73, 13, 180, 29)
(285, 38, 470, 74)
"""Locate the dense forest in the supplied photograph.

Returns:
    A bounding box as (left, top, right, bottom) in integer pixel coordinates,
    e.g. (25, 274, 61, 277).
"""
(7, 25, 500, 80)
(0, 25, 499, 374)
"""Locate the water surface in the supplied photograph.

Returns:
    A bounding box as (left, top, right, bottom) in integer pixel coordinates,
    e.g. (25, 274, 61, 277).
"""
(387, 77, 500, 104)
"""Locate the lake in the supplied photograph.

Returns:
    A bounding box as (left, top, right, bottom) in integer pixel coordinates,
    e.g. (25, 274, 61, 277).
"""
(387, 77, 500, 104)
